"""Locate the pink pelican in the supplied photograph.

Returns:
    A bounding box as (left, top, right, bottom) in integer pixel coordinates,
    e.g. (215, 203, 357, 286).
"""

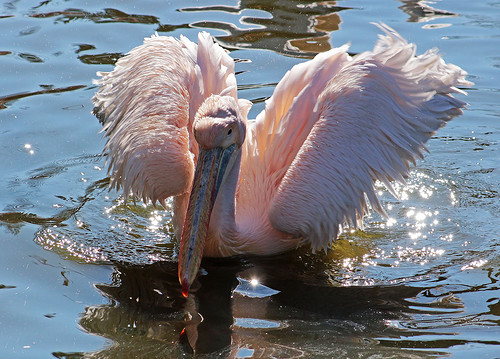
(92, 24, 471, 296)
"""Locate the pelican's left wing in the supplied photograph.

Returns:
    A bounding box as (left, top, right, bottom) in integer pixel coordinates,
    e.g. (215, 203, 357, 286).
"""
(268, 24, 472, 251)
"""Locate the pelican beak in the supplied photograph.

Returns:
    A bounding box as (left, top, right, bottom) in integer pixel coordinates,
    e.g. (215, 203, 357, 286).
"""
(178, 144, 236, 297)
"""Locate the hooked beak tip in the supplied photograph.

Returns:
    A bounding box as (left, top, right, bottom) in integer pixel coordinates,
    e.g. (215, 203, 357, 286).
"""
(181, 278, 189, 298)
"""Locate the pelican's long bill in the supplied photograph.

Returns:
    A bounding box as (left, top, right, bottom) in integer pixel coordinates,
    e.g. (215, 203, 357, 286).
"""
(178, 144, 236, 297)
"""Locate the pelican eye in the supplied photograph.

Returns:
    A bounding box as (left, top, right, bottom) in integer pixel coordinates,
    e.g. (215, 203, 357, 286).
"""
(227, 128, 233, 136)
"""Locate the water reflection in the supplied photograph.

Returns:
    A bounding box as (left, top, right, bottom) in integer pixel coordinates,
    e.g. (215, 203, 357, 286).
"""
(183, 0, 350, 56)
(19, 0, 465, 71)
(398, 0, 458, 23)
(26, 1, 350, 66)
(0, 84, 85, 109)
(75, 256, 439, 357)
(30, 8, 159, 25)
(28, 7, 191, 66)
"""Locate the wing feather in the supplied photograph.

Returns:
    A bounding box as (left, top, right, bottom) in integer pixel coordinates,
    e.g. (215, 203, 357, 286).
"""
(237, 46, 350, 227)
(268, 24, 472, 251)
(92, 33, 239, 206)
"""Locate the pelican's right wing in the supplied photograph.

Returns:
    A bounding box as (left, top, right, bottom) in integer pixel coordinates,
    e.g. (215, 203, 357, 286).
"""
(92, 33, 239, 206)
(267, 24, 472, 251)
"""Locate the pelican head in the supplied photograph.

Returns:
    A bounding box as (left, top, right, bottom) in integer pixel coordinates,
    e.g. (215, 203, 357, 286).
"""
(178, 94, 246, 296)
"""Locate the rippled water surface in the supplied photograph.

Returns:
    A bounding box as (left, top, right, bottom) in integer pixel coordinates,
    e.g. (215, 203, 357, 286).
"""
(1, 0, 499, 358)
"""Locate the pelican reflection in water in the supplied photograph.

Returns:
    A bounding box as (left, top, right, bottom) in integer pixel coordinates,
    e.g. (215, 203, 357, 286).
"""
(83, 257, 424, 356)
(92, 23, 471, 295)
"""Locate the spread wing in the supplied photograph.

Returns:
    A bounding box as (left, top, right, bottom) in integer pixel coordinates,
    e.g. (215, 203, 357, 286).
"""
(92, 32, 241, 206)
(253, 23, 471, 251)
(237, 44, 351, 231)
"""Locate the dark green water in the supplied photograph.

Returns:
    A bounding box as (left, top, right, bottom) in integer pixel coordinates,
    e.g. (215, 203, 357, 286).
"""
(1, 0, 499, 358)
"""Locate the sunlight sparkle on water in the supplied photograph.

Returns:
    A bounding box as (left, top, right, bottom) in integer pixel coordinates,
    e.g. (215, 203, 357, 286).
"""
(148, 211, 164, 231)
(415, 212, 427, 222)
(34, 228, 107, 262)
(409, 231, 423, 240)
(440, 233, 453, 242)
(386, 217, 397, 227)
(234, 278, 279, 298)
(394, 246, 445, 267)
(391, 172, 439, 202)
(104, 198, 125, 215)
(404, 209, 442, 238)
(24, 143, 35, 155)
(450, 191, 457, 205)
(461, 259, 488, 270)
(419, 186, 434, 199)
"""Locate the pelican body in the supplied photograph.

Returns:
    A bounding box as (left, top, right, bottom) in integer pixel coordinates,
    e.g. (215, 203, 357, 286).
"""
(92, 24, 471, 295)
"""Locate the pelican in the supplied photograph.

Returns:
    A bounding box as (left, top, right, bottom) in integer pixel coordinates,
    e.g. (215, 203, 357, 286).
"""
(92, 24, 471, 296)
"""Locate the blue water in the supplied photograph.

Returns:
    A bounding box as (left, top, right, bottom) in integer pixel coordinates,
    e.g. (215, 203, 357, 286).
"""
(1, 0, 499, 358)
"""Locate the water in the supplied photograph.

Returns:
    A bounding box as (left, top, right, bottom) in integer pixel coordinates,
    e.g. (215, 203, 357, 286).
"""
(1, 0, 499, 358)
